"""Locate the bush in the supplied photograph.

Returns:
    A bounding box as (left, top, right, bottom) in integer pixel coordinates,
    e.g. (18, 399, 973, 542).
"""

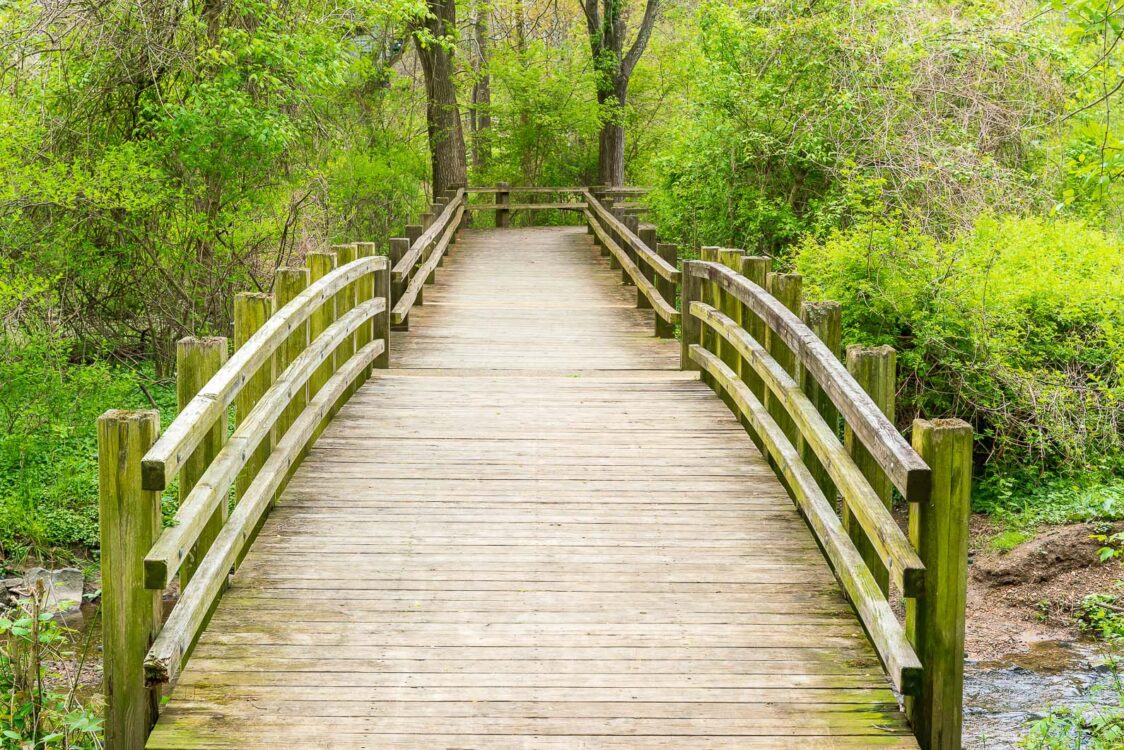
(793, 214, 1123, 477)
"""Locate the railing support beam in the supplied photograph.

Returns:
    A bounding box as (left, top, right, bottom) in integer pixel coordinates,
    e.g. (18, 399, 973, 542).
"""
(907, 418, 971, 750)
(99, 409, 162, 749)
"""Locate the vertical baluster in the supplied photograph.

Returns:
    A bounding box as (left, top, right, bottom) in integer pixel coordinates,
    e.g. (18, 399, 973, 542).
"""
(655, 242, 678, 339)
(637, 224, 657, 311)
(373, 257, 391, 370)
(496, 182, 510, 228)
(176, 337, 228, 586)
(99, 409, 162, 748)
(405, 224, 423, 306)
(273, 267, 309, 492)
(331, 244, 358, 409)
(800, 301, 842, 502)
(680, 262, 704, 372)
(739, 256, 770, 403)
(764, 272, 802, 449)
(844, 344, 897, 593)
(355, 242, 377, 383)
(907, 418, 971, 750)
(389, 237, 411, 331)
(234, 292, 275, 503)
(307, 251, 338, 440)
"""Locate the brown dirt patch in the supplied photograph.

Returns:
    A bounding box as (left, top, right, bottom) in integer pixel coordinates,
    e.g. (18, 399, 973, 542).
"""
(966, 518, 1124, 660)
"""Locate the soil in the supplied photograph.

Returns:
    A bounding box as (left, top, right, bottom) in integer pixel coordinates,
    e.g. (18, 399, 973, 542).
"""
(966, 517, 1124, 660)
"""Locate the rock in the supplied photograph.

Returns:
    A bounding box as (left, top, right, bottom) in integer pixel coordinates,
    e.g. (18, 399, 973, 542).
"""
(22, 567, 84, 613)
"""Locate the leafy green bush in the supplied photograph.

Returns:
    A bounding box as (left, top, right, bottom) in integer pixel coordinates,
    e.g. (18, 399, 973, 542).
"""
(794, 214, 1123, 477)
(0, 595, 102, 748)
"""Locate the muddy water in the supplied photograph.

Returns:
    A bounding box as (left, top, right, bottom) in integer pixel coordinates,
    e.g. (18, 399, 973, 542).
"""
(964, 641, 1122, 749)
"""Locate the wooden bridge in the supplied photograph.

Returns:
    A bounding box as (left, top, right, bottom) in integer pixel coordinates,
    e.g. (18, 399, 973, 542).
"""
(97, 188, 970, 750)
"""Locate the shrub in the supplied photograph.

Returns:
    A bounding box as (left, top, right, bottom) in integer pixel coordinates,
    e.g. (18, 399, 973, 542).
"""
(794, 214, 1123, 476)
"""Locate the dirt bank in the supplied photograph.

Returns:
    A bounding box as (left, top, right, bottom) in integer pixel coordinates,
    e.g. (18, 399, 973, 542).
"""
(967, 519, 1123, 660)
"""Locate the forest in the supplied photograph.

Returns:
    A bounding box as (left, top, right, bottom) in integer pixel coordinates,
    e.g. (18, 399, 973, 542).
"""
(0, 0, 1122, 747)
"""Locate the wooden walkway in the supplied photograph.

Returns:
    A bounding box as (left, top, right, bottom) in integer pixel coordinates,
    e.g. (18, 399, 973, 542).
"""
(147, 226, 918, 749)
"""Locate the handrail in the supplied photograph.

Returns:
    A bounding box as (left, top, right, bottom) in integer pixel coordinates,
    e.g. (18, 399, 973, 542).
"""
(391, 189, 465, 282)
(143, 295, 386, 589)
(140, 257, 382, 491)
(689, 344, 922, 695)
(392, 203, 463, 324)
(145, 337, 385, 686)
(583, 190, 678, 282)
(691, 299, 923, 596)
(583, 209, 678, 324)
(687, 260, 932, 502)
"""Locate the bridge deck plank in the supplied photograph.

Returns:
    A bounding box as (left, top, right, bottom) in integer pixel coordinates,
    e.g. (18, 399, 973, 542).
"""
(147, 226, 918, 749)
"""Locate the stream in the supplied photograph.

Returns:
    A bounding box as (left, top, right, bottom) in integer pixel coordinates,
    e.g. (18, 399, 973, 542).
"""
(964, 641, 1122, 748)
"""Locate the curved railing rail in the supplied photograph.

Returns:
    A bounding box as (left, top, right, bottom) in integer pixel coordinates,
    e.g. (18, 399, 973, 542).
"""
(96, 244, 393, 748)
(387, 188, 466, 329)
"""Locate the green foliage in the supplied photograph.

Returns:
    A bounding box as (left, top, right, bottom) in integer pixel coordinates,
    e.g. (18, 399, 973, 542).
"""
(794, 214, 1122, 476)
(0, 595, 102, 748)
(1077, 593, 1124, 641)
(989, 529, 1034, 554)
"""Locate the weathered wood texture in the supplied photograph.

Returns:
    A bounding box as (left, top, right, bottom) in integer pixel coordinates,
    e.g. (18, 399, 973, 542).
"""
(147, 227, 917, 749)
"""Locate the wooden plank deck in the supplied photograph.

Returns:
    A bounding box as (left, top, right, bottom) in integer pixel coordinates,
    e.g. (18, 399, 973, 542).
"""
(147, 226, 918, 749)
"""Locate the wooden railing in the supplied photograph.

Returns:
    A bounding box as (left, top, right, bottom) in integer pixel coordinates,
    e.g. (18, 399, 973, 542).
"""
(97, 244, 392, 748)
(580, 191, 971, 750)
(388, 187, 466, 329)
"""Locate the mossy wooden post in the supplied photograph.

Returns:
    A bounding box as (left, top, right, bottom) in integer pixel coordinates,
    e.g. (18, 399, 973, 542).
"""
(718, 250, 744, 374)
(907, 418, 971, 750)
(655, 242, 677, 338)
(739, 256, 770, 402)
(680, 262, 703, 372)
(355, 242, 377, 382)
(404, 225, 423, 306)
(764, 272, 802, 448)
(99, 409, 162, 748)
(600, 198, 615, 261)
(176, 337, 228, 586)
(844, 344, 897, 594)
(636, 224, 657, 310)
(234, 292, 274, 502)
(307, 251, 338, 439)
(373, 257, 391, 370)
(389, 237, 411, 331)
(698, 247, 722, 390)
(331, 243, 358, 409)
(273, 267, 309, 490)
(801, 301, 842, 501)
(622, 215, 639, 286)
(496, 182, 510, 228)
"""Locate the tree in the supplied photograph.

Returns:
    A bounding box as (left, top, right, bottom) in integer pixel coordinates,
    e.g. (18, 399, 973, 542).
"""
(415, 0, 468, 197)
(578, 0, 660, 186)
(469, 1, 493, 171)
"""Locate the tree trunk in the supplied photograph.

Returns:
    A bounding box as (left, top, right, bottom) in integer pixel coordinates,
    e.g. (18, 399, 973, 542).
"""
(415, 0, 467, 197)
(598, 87, 627, 187)
(471, 6, 491, 171)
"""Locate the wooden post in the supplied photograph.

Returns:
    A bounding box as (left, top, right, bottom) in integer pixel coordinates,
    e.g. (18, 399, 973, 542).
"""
(800, 301, 842, 501)
(99, 409, 162, 749)
(496, 182, 510, 228)
(331, 243, 358, 407)
(844, 344, 897, 594)
(404, 225, 423, 306)
(176, 337, 228, 586)
(373, 257, 391, 370)
(764, 272, 802, 448)
(655, 242, 677, 338)
(234, 293, 274, 503)
(273, 267, 309, 467)
(739, 256, 770, 401)
(355, 242, 377, 383)
(307, 251, 338, 412)
(698, 247, 722, 390)
(907, 418, 971, 750)
(680, 262, 703, 372)
(636, 224, 657, 311)
(389, 237, 410, 331)
(718, 250, 744, 374)
(600, 198, 615, 260)
(622, 215, 639, 286)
